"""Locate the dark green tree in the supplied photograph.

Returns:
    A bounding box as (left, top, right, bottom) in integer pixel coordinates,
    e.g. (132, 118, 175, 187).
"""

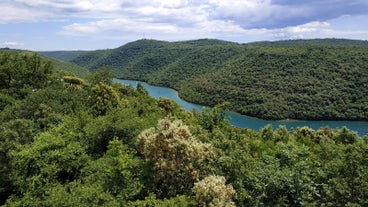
(87, 67, 114, 85)
(199, 102, 230, 132)
(88, 82, 121, 116)
(9, 131, 90, 199)
(81, 138, 143, 205)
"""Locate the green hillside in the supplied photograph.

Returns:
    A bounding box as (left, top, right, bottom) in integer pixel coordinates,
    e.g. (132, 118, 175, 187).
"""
(1, 49, 89, 77)
(71, 39, 239, 73)
(69, 38, 368, 121)
(48, 58, 89, 77)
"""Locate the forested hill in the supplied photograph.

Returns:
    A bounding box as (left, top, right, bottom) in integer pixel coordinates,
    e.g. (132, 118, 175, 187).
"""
(0, 49, 89, 77)
(67, 38, 368, 121)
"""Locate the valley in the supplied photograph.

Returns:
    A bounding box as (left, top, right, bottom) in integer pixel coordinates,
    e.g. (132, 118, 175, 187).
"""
(42, 38, 368, 121)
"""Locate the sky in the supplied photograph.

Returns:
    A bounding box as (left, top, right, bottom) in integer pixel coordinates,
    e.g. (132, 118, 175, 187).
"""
(1, 0, 368, 51)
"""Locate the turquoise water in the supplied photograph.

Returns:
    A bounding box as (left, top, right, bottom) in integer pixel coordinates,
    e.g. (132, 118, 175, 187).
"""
(115, 79, 368, 136)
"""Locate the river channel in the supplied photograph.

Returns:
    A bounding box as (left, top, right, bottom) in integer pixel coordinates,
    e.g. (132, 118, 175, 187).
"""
(115, 79, 368, 136)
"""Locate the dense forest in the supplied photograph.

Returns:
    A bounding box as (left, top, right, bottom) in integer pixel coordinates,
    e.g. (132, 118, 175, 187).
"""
(41, 38, 368, 121)
(1, 50, 368, 206)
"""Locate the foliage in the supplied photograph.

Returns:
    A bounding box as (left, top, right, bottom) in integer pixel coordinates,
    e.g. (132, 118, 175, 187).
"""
(10, 131, 90, 196)
(63, 75, 85, 91)
(86, 66, 114, 85)
(198, 102, 230, 132)
(0, 51, 52, 93)
(157, 97, 177, 113)
(80, 138, 143, 204)
(136, 83, 148, 95)
(63, 75, 85, 85)
(127, 194, 195, 207)
(0, 92, 15, 111)
(88, 82, 121, 116)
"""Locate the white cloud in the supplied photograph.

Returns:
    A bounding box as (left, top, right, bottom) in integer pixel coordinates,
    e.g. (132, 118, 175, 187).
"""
(58, 13, 368, 44)
(59, 18, 181, 40)
(0, 1, 47, 23)
(1, 41, 25, 47)
(1, 0, 368, 49)
(207, 0, 368, 29)
(3, 0, 368, 29)
(277, 21, 331, 39)
(207, 0, 302, 28)
(14, 0, 94, 11)
(58, 2, 256, 41)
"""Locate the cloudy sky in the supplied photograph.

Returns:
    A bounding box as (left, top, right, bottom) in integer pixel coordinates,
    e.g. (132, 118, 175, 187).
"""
(1, 0, 368, 51)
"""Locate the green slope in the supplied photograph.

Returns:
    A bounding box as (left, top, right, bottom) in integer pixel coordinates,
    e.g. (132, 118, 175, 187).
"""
(38, 50, 90, 62)
(69, 38, 368, 121)
(179, 45, 368, 120)
(1, 49, 89, 77)
(71, 39, 239, 75)
(49, 58, 89, 77)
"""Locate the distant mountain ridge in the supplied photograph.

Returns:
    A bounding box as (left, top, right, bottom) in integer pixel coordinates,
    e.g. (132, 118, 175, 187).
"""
(247, 38, 368, 47)
(49, 38, 368, 120)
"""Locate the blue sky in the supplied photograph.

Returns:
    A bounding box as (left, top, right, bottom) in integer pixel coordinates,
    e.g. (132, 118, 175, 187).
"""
(1, 0, 368, 51)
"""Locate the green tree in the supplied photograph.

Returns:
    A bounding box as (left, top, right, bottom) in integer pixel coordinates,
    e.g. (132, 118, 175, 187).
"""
(0, 52, 13, 89)
(199, 102, 230, 132)
(127, 193, 195, 207)
(10, 131, 90, 198)
(261, 124, 274, 141)
(42, 182, 119, 207)
(87, 66, 114, 85)
(137, 83, 148, 95)
(157, 97, 177, 114)
(114, 82, 138, 97)
(0, 52, 53, 92)
(0, 119, 39, 204)
(334, 127, 358, 144)
(321, 140, 368, 206)
(81, 138, 143, 204)
(88, 82, 121, 116)
(0, 92, 15, 111)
